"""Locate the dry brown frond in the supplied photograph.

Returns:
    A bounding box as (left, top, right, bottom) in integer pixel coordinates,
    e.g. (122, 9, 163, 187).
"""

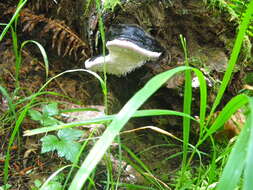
(5, 8, 90, 61)
(29, 0, 55, 12)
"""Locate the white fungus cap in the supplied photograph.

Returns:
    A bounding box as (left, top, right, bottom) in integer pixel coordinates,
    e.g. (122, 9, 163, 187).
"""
(85, 39, 161, 76)
(85, 24, 163, 76)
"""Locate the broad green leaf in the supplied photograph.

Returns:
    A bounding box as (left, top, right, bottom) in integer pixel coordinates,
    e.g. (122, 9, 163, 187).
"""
(34, 179, 42, 188)
(42, 102, 59, 116)
(57, 128, 84, 141)
(56, 140, 81, 162)
(28, 110, 42, 121)
(4, 69, 106, 185)
(41, 133, 82, 162)
(0, 184, 11, 190)
(41, 135, 59, 153)
(40, 181, 63, 190)
(42, 117, 60, 127)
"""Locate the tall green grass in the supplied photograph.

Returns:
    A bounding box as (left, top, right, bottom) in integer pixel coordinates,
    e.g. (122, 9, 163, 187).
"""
(179, 35, 192, 184)
(95, 0, 108, 114)
(0, 0, 27, 41)
(207, 0, 253, 125)
(68, 66, 207, 189)
(0, 1, 107, 187)
(1, 0, 253, 189)
(67, 0, 253, 189)
(2, 68, 106, 187)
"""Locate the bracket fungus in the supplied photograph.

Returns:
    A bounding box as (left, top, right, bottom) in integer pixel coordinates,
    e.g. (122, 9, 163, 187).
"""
(85, 24, 163, 76)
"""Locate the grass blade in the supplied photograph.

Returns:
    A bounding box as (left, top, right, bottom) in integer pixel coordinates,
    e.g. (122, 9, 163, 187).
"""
(208, 0, 253, 122)
(20, 40, 50, 80)
(40, 165, 71, 189)
(4, 69, 106, 186)
(69, 66, 206, 190)
(243, 98, 253, 190)
(3, 107, 28, 186)
(216, 97, 251, 190)
(24, 109, 197, 136)
(0, 86, 16, 117)
(200, 94, 248, 144)
(0, 0, 27, 41)
(180, 35, 192, 174)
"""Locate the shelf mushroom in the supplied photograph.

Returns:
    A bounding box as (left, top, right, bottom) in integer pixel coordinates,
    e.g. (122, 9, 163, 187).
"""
(85, 24, 163, 76)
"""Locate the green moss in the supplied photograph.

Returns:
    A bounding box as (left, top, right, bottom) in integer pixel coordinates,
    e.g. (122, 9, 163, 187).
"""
(244, 72, 253, 85)
(240, 36, 252, 63)
(103, 0, 121, 10)
(204, 0, 238, 20)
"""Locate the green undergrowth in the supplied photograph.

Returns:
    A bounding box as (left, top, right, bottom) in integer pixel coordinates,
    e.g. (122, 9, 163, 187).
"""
(1, 0, 253, 190)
